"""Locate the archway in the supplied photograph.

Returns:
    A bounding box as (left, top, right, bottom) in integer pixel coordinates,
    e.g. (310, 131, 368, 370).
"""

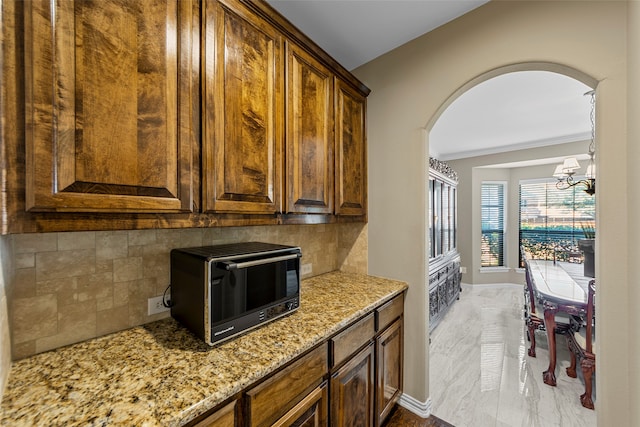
(425, 63, 598, 425)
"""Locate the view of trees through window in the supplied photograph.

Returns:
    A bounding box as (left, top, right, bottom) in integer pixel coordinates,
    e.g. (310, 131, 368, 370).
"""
(519, 179, 595, 265)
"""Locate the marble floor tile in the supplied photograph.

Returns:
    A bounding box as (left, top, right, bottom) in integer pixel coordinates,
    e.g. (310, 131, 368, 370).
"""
(430, 284, 596, 427)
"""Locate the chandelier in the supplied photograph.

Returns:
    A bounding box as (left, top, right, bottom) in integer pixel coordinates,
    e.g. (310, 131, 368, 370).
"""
(552, 90, 596, 196)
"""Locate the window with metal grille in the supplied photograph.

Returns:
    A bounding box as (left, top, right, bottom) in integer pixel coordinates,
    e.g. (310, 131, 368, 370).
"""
(481, 182, 506, 267)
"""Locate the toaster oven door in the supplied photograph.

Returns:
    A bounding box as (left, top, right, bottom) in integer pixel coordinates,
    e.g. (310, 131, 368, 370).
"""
(208, 253, 300, 325)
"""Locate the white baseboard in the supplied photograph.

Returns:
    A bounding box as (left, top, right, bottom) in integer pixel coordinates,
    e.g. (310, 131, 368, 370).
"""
(397, 393, 431, 418)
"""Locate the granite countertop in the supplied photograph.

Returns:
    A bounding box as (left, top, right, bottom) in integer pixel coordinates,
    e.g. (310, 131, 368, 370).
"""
(0, 271, 407, 426)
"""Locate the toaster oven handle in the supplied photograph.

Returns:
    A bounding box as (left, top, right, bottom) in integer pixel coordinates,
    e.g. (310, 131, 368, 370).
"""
(217, 253, 301, 271)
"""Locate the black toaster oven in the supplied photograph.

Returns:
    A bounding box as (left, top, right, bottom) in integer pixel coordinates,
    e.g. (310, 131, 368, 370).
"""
(170, 242, 301, 345)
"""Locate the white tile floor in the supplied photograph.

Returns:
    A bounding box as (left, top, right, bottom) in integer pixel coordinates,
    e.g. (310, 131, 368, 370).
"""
(429, 283, 596, 427)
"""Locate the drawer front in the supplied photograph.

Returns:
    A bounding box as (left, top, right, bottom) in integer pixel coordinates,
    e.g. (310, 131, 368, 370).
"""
(331, 313, 375, 367)
(246, 343, 328, 427)
(376, 294, 404, 332)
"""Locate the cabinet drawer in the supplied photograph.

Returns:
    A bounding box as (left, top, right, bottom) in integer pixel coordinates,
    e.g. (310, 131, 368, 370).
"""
(246, 343, 328, 427)
(376, 294, 404, 332)
(331, 313, 375, 367)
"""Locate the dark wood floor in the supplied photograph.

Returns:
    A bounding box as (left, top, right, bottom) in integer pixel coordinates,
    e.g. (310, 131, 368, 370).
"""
(383, 406, 455, 427)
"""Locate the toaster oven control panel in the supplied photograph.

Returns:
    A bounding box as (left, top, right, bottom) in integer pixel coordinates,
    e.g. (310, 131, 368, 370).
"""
(264, 298, 299, 319)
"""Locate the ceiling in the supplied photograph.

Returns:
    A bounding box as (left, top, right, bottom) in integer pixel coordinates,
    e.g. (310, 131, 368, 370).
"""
(266, 0, 489, 71)
(430, 71, 593, 161)
(266, 0, 592, 162)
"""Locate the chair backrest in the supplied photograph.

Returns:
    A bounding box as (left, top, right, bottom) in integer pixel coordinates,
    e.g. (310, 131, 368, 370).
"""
(521, 247, 537, 314)
(585, 279, 595, 353)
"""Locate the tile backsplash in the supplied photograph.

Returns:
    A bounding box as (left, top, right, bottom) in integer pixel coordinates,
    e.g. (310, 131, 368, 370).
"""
(7, 223, 367, 359)
(0, 236, 14, 400)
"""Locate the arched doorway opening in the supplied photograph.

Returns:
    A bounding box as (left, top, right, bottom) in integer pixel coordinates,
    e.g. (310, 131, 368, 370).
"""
(425, 63, 598, 425)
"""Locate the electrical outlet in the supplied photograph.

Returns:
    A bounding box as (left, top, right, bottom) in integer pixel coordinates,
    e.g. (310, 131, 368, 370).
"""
(460, 266, 467, 274)
(148, 295, 170, 316)
(301, 263, 312, 276)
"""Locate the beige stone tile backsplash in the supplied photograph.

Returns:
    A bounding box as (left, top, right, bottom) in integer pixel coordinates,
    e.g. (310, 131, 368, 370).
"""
(0, 236, 14, 401)
(7, 223, 367, 360)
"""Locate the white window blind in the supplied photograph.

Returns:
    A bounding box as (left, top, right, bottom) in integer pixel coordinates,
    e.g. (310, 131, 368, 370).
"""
(519, 179, 595, 263)
(481, 182, 506, 267)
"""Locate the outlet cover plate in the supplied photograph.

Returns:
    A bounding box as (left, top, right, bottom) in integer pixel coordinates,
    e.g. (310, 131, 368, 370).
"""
(301, 263, 312, 276)
(148, 295, 169, 316)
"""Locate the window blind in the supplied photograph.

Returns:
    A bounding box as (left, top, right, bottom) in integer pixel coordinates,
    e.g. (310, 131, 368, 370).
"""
(481, 183, 505, 267)
(519, 179, 595, 264)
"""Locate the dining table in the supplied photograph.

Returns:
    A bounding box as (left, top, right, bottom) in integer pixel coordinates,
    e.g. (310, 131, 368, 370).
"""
(527, 258, 590, 386)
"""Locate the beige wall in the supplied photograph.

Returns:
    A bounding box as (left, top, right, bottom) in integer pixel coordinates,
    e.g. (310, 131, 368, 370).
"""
(4, 223, 367, 361)
(448, 140, 591, 285)
(355, 0, 630, 423)
(627, 2, 639, 426)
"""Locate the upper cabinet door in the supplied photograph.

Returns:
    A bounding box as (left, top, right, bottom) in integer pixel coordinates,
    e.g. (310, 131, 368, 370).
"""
(285, 42, 334, 214)
(202, 0, 283, 214)
(24, 0, 198, 213)
(335, 80, 367, 216)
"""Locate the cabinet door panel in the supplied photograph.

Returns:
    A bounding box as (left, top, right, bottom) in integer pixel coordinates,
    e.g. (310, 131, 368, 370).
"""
(335, 80, 366, 216)
(330, 342, 374, 427)
(285, 43, 334, 214)
(246, 344, 328, 427)
(25, 0, 197, 212)
(272, 382, 328, 427)
(376, 319, 403, 426)
(192, 399, 237, 427)
(203, 0, 282, 213)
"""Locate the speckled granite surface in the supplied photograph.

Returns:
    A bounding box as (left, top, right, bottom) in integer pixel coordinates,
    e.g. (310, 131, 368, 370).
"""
(0, 272, 406, 426)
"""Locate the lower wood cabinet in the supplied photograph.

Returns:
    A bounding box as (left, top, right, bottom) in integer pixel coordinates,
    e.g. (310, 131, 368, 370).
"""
(376, 319, 403, 426)
(272, 382, 328, 427)
(192, 400, 237, 427)
(246, 344, 328, 427)
(185, 293, 404, 427)
(330, 342, 375, 427)
(429, 254, 461, 333)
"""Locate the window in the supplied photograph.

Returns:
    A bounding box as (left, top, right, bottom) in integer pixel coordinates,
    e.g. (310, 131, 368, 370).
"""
(519, 179, 595, 264)
(481, 182, 506, 267)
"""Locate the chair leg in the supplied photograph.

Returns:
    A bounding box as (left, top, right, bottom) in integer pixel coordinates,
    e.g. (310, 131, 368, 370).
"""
(580, 355, 596, 410)
(527, 322, 536, 357)
(566, 339, 577, 378)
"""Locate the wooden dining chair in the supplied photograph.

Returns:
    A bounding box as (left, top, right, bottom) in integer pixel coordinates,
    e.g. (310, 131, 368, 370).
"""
(523, 259, 544, 357)
(521, 248, 571, 358)
(566, 279, 596, 409)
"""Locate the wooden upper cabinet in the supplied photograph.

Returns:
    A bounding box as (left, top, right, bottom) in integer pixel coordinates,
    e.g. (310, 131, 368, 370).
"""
(202, 0, 283, 214)
(335, 79, 367, 216)
(284, 42, 334, 214)
(24, 0, 198, 213)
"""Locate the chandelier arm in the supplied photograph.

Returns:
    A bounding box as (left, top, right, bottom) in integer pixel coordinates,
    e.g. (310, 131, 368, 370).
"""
(555, 177, 595, 194)
(552, 90, 596, 196)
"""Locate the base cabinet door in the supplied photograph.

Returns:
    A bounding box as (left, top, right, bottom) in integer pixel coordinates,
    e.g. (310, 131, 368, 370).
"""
(376, 319, 403, 426)
(246, 344, 328, 427)
(192, 400, 237, 427)
(272, 382, 328, 427)
(330, 342, 375, 427)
